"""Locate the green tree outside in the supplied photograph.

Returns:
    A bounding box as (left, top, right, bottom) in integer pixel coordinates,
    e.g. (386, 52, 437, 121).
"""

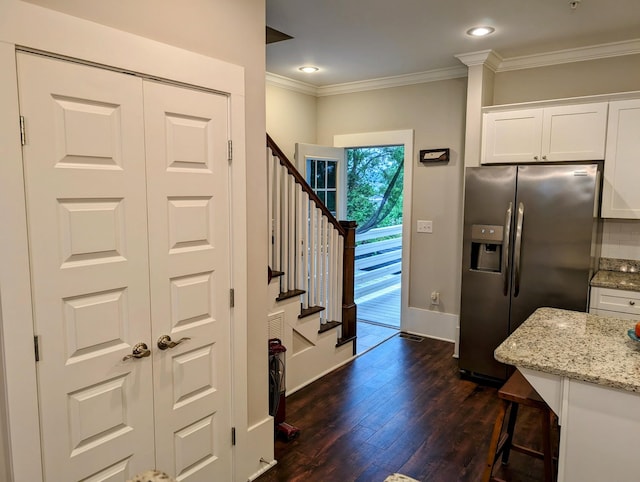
(346, 146, 404, 234)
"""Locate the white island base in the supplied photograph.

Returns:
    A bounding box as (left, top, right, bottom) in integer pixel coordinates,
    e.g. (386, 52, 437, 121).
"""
(521, 367, 640, 482)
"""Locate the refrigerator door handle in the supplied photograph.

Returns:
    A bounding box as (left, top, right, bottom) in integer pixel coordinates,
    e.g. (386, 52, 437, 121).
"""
(513, 202, 525, 297)
(502, 202, 513, 296)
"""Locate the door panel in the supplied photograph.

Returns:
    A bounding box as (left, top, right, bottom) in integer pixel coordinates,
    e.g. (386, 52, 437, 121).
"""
(459, 166, 517, 380)
(510, 164, 598, 332)
(17, 53, 155, 480)
(143, 81, 232, 481)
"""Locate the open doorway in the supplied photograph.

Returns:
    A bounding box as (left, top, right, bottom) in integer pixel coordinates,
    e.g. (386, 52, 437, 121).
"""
(335, 130, 413, 353)
(296, 130, 414, 353)
(346, 145, 403, 328)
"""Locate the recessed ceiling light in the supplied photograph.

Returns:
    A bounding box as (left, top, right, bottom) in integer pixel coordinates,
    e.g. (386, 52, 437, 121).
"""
(466, 26, 495, 37)
(299, 66, 319, 73)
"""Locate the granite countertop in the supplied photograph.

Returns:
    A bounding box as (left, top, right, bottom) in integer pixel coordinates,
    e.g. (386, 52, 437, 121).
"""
(590, 257, 640, 292)
(495, 307, 640, 393)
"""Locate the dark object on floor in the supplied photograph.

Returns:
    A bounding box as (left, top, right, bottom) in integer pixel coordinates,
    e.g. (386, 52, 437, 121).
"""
(483, 369, 557, 482)
(268, 338, 300, 442)
(276, 421, 300, 441)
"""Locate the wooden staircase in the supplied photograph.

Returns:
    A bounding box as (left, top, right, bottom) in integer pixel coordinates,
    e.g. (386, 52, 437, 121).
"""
(266, 135, 357, 393)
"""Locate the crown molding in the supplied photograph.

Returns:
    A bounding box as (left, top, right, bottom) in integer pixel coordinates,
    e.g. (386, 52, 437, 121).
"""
(267, 38, 640, 97)
(497, 38, 640, 71)
(316, 66, 468, 97)
(455, 50, 503, 71)
(267, 66, 467, 97)
(266, 72, 318, 95)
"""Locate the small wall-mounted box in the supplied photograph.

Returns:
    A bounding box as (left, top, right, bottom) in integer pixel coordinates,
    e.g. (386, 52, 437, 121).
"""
(419, 148, 449, 163)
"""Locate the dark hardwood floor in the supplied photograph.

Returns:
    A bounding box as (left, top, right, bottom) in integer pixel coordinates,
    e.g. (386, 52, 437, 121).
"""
(256, 334, 556, 482)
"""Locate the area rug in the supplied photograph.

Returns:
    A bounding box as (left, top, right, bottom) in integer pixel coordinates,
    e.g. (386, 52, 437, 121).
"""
(383, 474, 420, 482)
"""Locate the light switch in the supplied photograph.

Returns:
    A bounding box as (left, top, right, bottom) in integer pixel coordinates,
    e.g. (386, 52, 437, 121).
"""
(417, 220, 433, 233)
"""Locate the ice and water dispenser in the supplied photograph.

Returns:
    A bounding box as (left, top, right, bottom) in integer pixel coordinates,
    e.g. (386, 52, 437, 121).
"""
(470, 224, 504, 272)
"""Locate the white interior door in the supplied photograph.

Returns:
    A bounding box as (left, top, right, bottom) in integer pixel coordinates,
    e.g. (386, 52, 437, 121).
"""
(143, 81, 232, 480)
(17, 52, 233, 481)
(17, 53, 155, 480)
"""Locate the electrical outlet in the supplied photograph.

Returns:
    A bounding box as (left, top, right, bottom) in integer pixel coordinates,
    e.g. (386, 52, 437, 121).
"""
(430, 291, 440, 305)
(417, 220, 433, 233)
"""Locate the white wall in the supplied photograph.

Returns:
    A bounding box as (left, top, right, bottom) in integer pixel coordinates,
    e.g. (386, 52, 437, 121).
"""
(602, 220, 640, 260)
(0, 312, 9, 482)
(266, 83, 317, 160)
(494, 54, 640, 105)
(317, 80, 468, 320)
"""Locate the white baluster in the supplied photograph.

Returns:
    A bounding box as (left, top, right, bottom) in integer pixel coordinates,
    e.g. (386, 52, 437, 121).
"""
(299, 189, 309, 309)
(309, 204, 317, 307)
(274, 160, 282, 283)
(288, 176, 296, 292)
(320, 214, 328, 324)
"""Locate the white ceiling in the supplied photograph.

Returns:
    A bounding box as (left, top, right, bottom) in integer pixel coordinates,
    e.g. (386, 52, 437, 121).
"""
(266, 0, 640, 87)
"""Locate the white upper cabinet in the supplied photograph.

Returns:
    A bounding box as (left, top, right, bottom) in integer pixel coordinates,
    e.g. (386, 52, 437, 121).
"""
(482, 108, 543, 163)
(482, 102, 608, 164)
(602, 99, 640, 219)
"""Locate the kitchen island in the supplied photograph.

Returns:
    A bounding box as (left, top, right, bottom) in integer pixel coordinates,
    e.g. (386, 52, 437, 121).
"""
(495, 307, 640, 482)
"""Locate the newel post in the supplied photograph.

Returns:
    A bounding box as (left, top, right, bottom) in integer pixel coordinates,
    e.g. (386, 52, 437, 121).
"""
(339, 220, 357, 352)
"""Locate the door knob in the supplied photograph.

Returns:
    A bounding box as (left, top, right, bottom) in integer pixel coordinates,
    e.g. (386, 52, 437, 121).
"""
(122, 342, 151, 361)
(157, 335, 191, 350)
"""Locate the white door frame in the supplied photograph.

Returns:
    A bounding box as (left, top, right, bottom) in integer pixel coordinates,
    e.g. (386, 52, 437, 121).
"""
(0, 3, 248, 480)
(333, 130, 414, 331)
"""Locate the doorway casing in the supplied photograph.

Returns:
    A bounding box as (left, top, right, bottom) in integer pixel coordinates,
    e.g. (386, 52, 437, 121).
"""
(334, 130, 413, 332)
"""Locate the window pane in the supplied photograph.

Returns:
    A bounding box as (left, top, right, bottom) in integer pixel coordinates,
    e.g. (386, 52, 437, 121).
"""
(327, 161, 337, 188)
(317, 190, 326, 204)
(307, 159, 316, 188)
(326, 191, 336, 213)
(317, 160, 326, 188)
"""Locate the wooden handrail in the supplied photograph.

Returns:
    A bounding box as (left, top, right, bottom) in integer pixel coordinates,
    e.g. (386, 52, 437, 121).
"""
(267, 134, 346, 237)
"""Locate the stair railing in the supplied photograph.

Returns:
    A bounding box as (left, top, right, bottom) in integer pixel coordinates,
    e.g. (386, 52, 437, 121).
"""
(267, 135, 356, 346)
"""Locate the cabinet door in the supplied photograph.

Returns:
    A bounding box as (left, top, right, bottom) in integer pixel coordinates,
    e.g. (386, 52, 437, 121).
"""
(17, 52, 155, 481)
(481, 109, 543, 164)
(602, 99, 640, 218)
(144, 81, 233, 481)
(542, 103, 607, 161)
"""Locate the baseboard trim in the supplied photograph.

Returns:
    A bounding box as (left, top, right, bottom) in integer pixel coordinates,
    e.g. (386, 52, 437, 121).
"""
(402, 306, 458, 346)
(244, 417, 276, 482)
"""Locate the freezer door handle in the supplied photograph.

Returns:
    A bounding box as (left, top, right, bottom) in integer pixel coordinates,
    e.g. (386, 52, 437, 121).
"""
(513, 202, 525, 297)
(502, 202, 513, 296)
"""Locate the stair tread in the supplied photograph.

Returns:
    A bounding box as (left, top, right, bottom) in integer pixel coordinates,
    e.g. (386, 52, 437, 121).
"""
(318, 320, 341, 334)
(299, 305, 325, 319)
(336, 335, 357, 347)
(276, 288, 305, 302)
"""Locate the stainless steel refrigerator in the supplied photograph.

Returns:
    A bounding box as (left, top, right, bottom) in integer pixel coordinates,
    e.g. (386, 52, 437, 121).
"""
(459, 164, 601, 381)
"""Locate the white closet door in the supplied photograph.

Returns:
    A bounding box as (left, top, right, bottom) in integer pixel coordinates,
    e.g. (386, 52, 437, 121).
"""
(17, 53, 155, 480)
(143, 81, 233, 480)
